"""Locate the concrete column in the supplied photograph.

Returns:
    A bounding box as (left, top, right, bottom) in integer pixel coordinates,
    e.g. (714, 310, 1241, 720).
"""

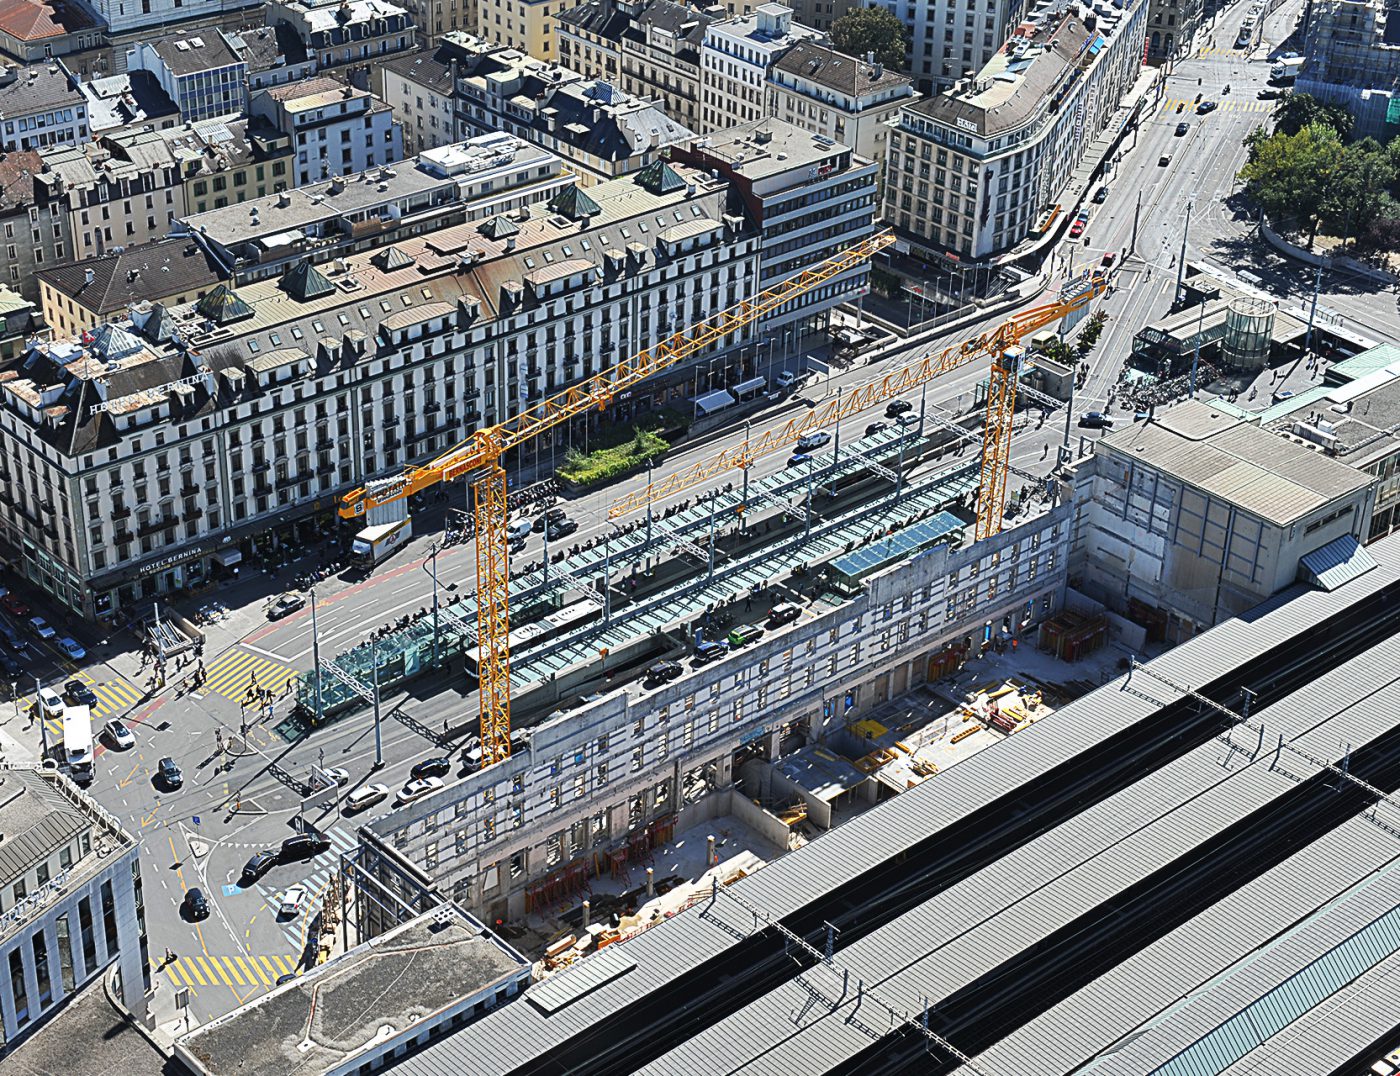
(764, 729, 780, 759)
(0, 942, 20, 1042)
(706, 834, 716, 867)
(645, 867, 655, 898)
(41, 922, 64, 1006)
(581, 900, 591, 928)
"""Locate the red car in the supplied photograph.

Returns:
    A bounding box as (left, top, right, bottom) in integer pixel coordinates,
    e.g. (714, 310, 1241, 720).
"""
(1069, 214, 1088, 239)
(1101, 252, 1116, 267)
(2, 594, 30, 617)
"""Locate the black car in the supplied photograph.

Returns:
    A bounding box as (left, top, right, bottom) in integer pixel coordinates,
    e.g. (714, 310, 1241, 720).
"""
(532, 507, 568, 533)
(156, 756, 183, 789)
(693, 640, 729, 665)
(644, 660, 683, 684)
(242, 849, 277, 882)
(0, 653, 21, 679)
(864, 421, 888, 437)
(185, 887, 210, 920)
(281, 833, 332, 860)
(546, 518, 579, 542)
(1175, 121, 1189, 136)
(1078, 411, 1115, 430)
(65, 679, 98, 706)
(885, 399, 913, 418)
(410, 757, 453, 780)
(2, 628, 27, 655)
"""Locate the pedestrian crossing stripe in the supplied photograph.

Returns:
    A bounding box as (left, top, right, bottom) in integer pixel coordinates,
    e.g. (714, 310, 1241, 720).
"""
(1161, 98, 1275, 114)
(27, 673, 143, 738)
(161, 952, 297, 988)
(1195, 46, 1249, 57)
(202, 648, 300, 703)
(255, 825, 357, 951)
(86, 676, 143, 718)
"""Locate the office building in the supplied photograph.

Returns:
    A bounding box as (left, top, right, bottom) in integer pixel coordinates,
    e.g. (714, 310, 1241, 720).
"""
(672, 117, 876, 336)
(264, 0, 416, 76)
(166, 115, 296, 214)
(0, 0, 101, 67)
(249, 76, 404, 188)
(452, 36, 692, 183)
(378, 47, 459, 154)
(475, 0, 572, 61)
(226, 24, 319, 94)
(177, 133, 567, 281)
(36, 238, 224, 338)
(877, 0, 1027, 93)
(1070, 399, 1376, 640)
(767, 40, 916, 184)
(883, 0, 1147, 261)
(557, 0, 716, 134)
(0, 163, 754, 619)
(0, 61, 86, 153)
(38, 127, 186, 261)
(1145, 0, 1202, 58)
(78, 70, 180, 136)
(0, 765, 148, 1057)
(126, 31, 249, 123)
(0, 149, 72, 302)
(699, 3, 821, 131)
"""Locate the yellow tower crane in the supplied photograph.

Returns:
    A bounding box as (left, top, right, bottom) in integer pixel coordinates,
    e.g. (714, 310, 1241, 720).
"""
(339, 232, 896, 767)
(606, 278, 1107, 539)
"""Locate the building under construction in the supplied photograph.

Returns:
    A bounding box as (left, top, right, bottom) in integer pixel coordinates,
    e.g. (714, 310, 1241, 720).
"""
(373, 528, 1400, 1076)
(346, 420, 1072, 929)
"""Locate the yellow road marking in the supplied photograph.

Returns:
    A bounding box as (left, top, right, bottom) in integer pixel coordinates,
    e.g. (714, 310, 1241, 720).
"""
(183, 960, 207, 986)
(194, 956, 220, 986)
(207, 957, 234, 986)
(234, 955, 265, 986)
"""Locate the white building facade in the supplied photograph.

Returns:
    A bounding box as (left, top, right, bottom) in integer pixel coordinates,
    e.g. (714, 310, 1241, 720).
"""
(877, 0, 1028, 93)
(884, 0, 1148, 261)
(699, 3, 822, 131)
(0, 767, 148, 1055)
(250, 77, 405, 188)
(0, 166, 759, 621)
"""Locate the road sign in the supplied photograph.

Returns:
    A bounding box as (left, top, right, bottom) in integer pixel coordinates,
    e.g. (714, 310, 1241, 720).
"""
(192, 815, 200, 826)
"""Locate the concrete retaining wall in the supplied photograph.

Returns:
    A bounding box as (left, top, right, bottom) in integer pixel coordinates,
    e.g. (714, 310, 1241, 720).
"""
(1260, 217, 1398, 287)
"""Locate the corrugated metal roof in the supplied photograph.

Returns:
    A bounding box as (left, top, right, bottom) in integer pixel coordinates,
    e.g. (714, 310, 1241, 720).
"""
(525, 948, 636, 1013)
(1098, 400, 1373, 526)
(388, 535, 1400, 1076)
(683, 653, 1400, 1076)
(1299, 533, 1378, 591)
(971, 815, 1400, 1076)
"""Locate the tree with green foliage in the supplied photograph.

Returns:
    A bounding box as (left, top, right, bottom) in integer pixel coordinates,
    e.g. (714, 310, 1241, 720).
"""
(1238, 122, 1343, 239)
(1320, 136, 1397, 240)
(1272, 93, 1351, 137)
(830, 5, 908, 69)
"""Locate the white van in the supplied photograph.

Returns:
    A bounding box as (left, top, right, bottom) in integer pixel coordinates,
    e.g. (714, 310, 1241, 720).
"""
(507, 519, 532, 541)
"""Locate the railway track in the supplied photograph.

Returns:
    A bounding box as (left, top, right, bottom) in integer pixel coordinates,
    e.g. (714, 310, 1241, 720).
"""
(853, 720, 1400, 1075)
(513, 581, 1400, 1076)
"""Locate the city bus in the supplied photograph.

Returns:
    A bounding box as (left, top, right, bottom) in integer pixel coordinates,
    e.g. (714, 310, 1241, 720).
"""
(62, 704, 93, 780)
(464, 599, 602, 680)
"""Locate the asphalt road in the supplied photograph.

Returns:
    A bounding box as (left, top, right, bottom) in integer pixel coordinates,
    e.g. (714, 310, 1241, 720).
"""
(70, 0, 1399, 1026)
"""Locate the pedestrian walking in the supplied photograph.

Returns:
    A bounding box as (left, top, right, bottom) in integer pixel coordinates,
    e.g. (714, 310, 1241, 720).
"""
(164, 948, 175, 964)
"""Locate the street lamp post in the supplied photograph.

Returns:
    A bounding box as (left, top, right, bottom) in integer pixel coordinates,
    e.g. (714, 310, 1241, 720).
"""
(420, 543, 441, 667)
(370, 636, 383, 771)
(34, 675, 46, 758)
(310, 586, 323, 723)
(645, 458, 654, 575)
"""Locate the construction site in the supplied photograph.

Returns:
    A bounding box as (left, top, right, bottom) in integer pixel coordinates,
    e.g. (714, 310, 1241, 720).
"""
(276, 236, 1120, 953)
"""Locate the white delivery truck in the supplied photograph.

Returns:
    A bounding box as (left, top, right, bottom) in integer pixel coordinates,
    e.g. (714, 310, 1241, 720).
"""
(351, 517, 413, 568)
(62, 704, 94, 780)
(1270, 56, 1304, 83)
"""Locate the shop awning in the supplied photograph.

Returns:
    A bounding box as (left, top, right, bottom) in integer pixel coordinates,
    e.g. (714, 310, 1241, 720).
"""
(213, 549, 243, 568)
(693, 389, 736, 415)
(732, 376, 766, 396)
